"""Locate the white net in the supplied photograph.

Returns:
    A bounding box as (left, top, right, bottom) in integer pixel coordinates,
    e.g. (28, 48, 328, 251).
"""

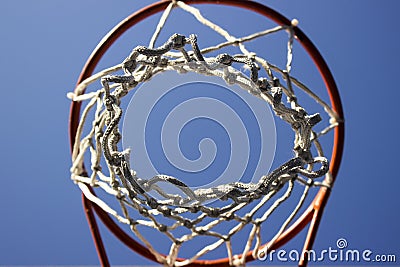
(69, 1, 341, 266)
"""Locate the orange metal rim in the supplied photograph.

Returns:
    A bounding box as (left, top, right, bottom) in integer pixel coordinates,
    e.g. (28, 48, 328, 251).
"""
(69, 0, 344, 265)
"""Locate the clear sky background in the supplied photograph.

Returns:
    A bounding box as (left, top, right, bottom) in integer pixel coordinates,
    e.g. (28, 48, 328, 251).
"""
(0, 0, 399, 266)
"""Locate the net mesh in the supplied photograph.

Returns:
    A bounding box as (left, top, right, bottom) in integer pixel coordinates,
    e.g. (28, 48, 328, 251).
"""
(69, 1, 341, 266)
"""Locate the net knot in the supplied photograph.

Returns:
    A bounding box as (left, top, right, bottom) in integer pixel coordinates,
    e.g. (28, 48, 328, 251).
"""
(216, 53, 234, 66)
(158, 224, 168, 232)
(183, 219, 193, 228)
(171, 33, 187, 49)
(158, 205, 172, 216)
(147, 197, 159, 209)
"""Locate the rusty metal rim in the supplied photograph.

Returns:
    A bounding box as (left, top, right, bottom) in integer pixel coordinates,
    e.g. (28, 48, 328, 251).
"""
(69, 1, 344, 266)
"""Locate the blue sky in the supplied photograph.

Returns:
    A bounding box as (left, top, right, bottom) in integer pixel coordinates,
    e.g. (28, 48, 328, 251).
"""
(0, 0, 399, 266)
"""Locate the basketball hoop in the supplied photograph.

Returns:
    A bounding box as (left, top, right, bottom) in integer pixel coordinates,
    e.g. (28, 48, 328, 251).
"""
(68, 1, 344, 266)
